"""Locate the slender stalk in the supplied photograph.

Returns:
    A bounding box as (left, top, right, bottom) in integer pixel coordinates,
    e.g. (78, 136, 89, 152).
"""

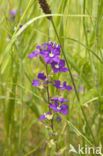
(45, 64, 53, 130)
(51, 19, 96, 145)
(45, 64, 50, 111)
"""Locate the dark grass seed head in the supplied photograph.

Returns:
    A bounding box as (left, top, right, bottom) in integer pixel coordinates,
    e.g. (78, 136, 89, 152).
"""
(38, 0, 52, 20)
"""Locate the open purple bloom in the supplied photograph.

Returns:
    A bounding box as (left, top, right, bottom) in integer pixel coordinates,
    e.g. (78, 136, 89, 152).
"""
(10, 9, 16, 16)
(32, 73, 48, 87)
(51, 97, 69, 104)
(28, 41, 61, 64)
(53, 80, 72, 91)
(39, 112, 52, 120)
(32, 79, 41, 86)
(40, 41, 61, 64)
(51, 59, 68, 73)
(49, 103, 68, 115)
(37, 73, 46, 80)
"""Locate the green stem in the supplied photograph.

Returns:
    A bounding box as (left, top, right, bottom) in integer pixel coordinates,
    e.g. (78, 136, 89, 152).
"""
(45, 64, 53, 131)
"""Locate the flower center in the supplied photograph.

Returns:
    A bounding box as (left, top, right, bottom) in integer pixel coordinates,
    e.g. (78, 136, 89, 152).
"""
(60, 84, 63, 88)
(49, 52, 54, 57)
(58, 97, 61, 101)
(57, 106, 61, 110)
(52, 42, 56, 47)
(45, 113, 53, 120)
(48, 41, 52, 45)
(55, 64, 59, 68)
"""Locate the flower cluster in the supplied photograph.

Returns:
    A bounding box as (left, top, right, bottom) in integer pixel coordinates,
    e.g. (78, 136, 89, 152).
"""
(49, 97, 69, 115)
(32, 72, 52, 87)
(28, 41, 72, 120)
(29, 41, 69, 73)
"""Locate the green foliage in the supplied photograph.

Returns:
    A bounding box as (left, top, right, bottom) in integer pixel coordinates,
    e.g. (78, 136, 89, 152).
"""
(0, 0, 103, 155)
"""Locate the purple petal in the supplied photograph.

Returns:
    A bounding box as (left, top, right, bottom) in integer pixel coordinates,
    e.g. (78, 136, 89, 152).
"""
(61, 67, 68, 72)
(60, 104, 68, 115)
(10, 10, 16, 16)
(46, 112, 51, 115)
(54, 101, 59, 107)
(59, 59, 65, 68)
(53, 80, 61, 87)
(51, 97, 69, 103)
(44, 56, 51, 64)
(79, 87, 83, 91)
(39, 115, 47, 120)
(32, 79, 41, 86)
(37, 73, 46, 81)
(39, 112, 52, 120)
(51, 59, 68, 73)
(66, 85, 72, 91)
(36, 45, 41, 49)
(63, 81, 72, 91)
(51, 97, 58, 101)
(49, 103, 58, 112)
(52, 68, 59, 73)
(19, 25, 23, 30)
(58, 97, 69, 103)
(28, 51, 39, 58)
(63, 81, 67, 87)
(52, 56, 60, 63)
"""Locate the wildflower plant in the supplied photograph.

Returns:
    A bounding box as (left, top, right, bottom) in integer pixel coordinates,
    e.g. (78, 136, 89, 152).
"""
(28, 41, 72, 150)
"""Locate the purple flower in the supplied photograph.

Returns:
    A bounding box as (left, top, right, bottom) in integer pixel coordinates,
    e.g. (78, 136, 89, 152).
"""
(56, 116, 62, 122)
(63, 81, 72, 91)
(49, 103, 68, 115)
(51, 59, 68, 73)
(39, 112, 53, 120)
(32, 79, 41, 86)
(51, 97, 69, 104)
(53, 80, 72, 91)
(40, 46, 60, 64)
(79, 87, 83, 91)
(32, 73, 48, 87)
(28, 41, 61, 64)
(37, 73, 46, 80)
(10, 9, 16, 16)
